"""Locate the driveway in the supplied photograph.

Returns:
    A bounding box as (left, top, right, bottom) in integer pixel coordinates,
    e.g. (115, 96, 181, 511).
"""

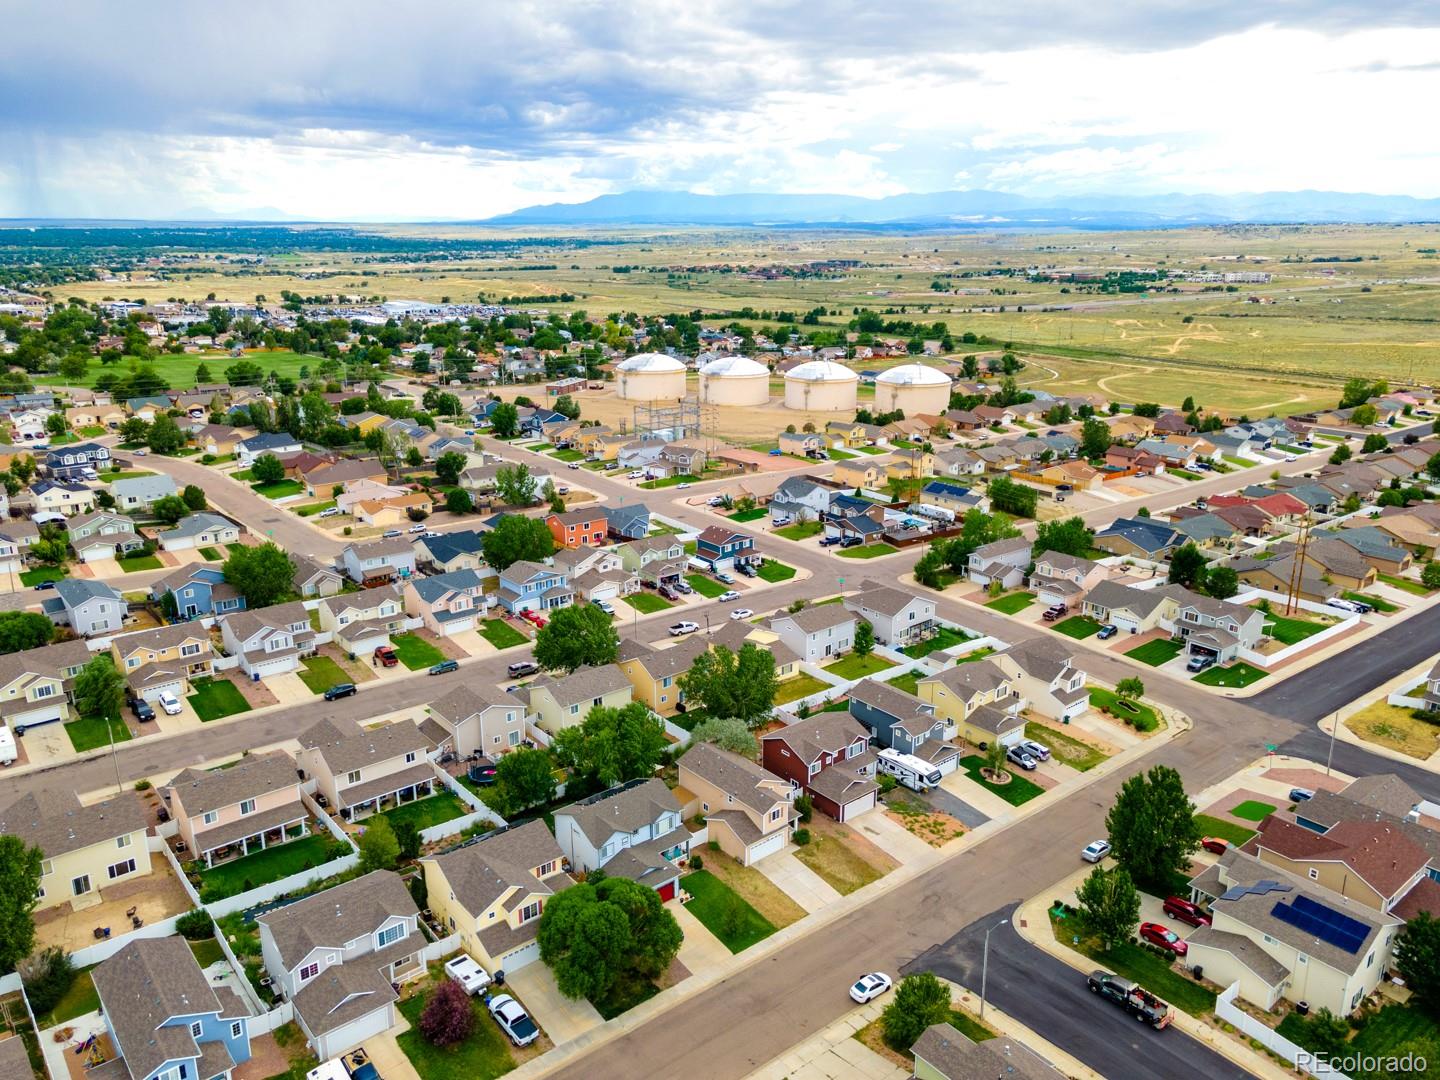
(504, 963, 604, 1045)
(671, 899, 732, 976)
(852, 808, 941, 866)
(938, 769, 1016, 820)
(264, 671, 317, 706)
(914, 784, 990, 829)
(756, 849, 843, 913)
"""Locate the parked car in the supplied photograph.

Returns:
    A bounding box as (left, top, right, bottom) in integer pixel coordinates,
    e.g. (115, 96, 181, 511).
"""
(488, 994, 539, 1047)
(1018, 739, 1051, 762)
(818, 535, 841, 546)
(506, 660, 540, 679)
(1289, 787, 1316, 803)
(520, 610, 547, 628)
(1005, 745, 1037, 771)
(729, 608, 753, 620)
(1201, 836, 1230, 856)
(595, 600, 615, 615)
(373, 645, 399, 668)
(715, 572, 735, 584)
(32, 580, 56, 591)
(1162, 896, 1212, 927)
(708, 496, 726, 507)
(718, 590, 741, 602)
(157, 690, 183, 716)
(444, 954, 492, 995)
(676, 483, 691, 489)
(1097, 624, 1118, 640)
(1087, 970, 1172, 1029)
(1081, 839, 1112, 863)
(849, 972, 893, 1004)
(1139, 922, 1189, 957)
(429, 659, 459, 676)
(408, 522, 426, 533)
(129, 698, 156, 722)
(773, 515, 793, 527)
(672, 579, 693, 594)
(382, 529, 402, 539)
(323, 683, 357, 701)
(318, 507, 340, 518)
(1042, 604, 1068, 622)
(737, 563, 758, 578)
(669, 621, 700, 636)
(567, 461, 582, 470)
(1186, 654, 1216, 673)
(1326, 597, 1362, 614)
(627, 470, 647, 479)
(658, 585, 680, 601)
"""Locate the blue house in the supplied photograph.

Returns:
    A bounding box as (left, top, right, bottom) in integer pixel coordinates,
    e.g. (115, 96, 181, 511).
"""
(497, 559, 573, 614)
(92, 937, 252, 1080)
(847, 678, 961, 774)
(605, 504, 651, 540)
(153, 566, 246, 620)
(694, 525, 756, 570)
(44, 441, 110, 479)
(1093, 517, 1183, 559)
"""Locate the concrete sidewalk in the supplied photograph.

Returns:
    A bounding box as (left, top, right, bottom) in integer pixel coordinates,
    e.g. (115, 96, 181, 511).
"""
(745, 998, 903, 1080)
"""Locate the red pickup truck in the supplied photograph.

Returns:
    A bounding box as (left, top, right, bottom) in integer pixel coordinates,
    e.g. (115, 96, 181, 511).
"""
(373, 645, 399, 668)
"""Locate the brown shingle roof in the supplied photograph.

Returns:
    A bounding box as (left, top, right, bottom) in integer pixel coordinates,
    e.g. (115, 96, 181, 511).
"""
(425, 819, 565, 916)
(0, 789, 145, 859)
(167, 750, 299, 817)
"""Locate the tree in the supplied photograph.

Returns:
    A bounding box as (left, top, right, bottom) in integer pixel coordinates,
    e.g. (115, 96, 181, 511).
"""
(30, 534, 69, 568)
(1034, 516, 1095, 559)
(1204, 565, 1239, 599)
(250, 453, 285, 485)
(358, 816, 400, 872)
(1329, 444, 1352, 466)
(1352, 403, 1379, 427)
(0, 611, 54, 655)
(490, 401, 520, 438)
(881, 972, 951, 1051)
(1395, 912, 1440, 1015)
(181, 484, 207, 511)
(1427, 451, 1440, 482)
(553, 394, 580, 419)
(1339, 376, 1374, 409)
(854, 620, 874, 658)
(534, 604, 620, 672)
(1180, 395, 1195, 413)
(405, 446, 424, 469)
(687, 717, 758, 757)
(75, 655, 125, 726)
(679, 644, 778, 727)
(1115, 676, 1145, 702)
(481, 513, 555, 571)
(46, 412, 68, 439)
(150, 494, 188, 524)
(1422, 561, 1440, 591)
(984, 738, 1008, 780)
(1080, 416, 1113, 459)
(1075, 865, 1141, 950)
(393, 820, 422, 862)
(494, 464, 538, 507)
(146, 413, 185, 454)
(0, 834, 43, 973)
(445, 488, 473, 515)
(492, 747, 557, 815)
(223, 542, 296, 608)
(1362, 433, 1389, 454)
(120, 417, 150, 444)
(544, 480, 565, 514)
(419, 978, 474, 1046)
(435, 451, 467, 486)
(1104, 765, 1200, 891)
(1167, 542, 1208, 589)
(987, 475, 1037, 518)
(553, 702, 668, 788)
(538, 876, 682, 1001)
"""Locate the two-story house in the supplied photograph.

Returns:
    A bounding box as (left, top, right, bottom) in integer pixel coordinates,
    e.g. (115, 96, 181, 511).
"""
(92, 938, 253, 1080)
(676, 743, 795, 865)
(340, 537, 416, 585)
(760, 712, 878, 822)
(497, 559, 573, 615)
(413, 529, 488, 575)
(615, 535, 687, 588)
(603, 503, 651, 541)
(166, 750, 310, 869)
(767, 606, 857, 664)
(693, 525, 757, 572)
(0, 648, 84, 733)
(42, 578, 127, 637)
(158, 511, 241, 552)
(236, 431, 301, 467)
(546, 507, 608, 548)
(995, 638, 1090, 722)
(967, 537, 1033, 590)
(846, 678, 960, 775)
(319, 584, 405, 657)
(1027, 551, 1106, 610)
(916, 658, 1026, 749)
(554, 546, 639, 606)
(616, 636, 709, 715)
(110, 473, 179, 511)
(111, 622, 213, 704)
(526, 664, 634, 735)
(256, 870, 423, 1059)
(843, 582, 936, 648)
(293, 555, 344, 599)
(296, 718, 435, 819)
(553, 779, 689, 900)
(219, 600, 316, 679)
(403, 569, 485, 637)
(768, 476, 836, 523)
(66, 510, 145, 562)
(426, 683, 525, 759)
(31, 479, 98, 517)
(1081, 580, 1182, 636)
(422, 819, 569, 975)
(152, 565, 246, 620)
(0, 788, 150, 912)
(44, 441, 110, 479)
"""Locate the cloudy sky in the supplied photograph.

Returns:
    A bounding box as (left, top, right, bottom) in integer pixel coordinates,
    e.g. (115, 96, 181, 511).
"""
(3, 0, 1439, 220)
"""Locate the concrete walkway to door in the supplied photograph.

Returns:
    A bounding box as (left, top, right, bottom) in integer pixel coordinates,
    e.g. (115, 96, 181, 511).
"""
(670, 899, 732, 976)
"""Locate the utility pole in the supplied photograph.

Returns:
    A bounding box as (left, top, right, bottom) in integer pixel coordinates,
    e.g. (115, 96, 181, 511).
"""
(979, 917, 1008, 1021)
(1325, 710, 1339, 777)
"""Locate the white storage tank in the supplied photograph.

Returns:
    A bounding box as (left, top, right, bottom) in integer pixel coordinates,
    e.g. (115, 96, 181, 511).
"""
(783, 360, 858, 412)
(874, 363, 952, 415)
(699, 355, 770, 406)
(616, 352, 687, 401)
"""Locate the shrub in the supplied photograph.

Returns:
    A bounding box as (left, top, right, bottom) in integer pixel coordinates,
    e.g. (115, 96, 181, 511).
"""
(793, 828, 811, 846)
(343, 526, 352, 536)
(19, 947, 75, 1016)
(176, 909, 216, 941)
(419, 978, 474, 1046)
(689, 855, 703, 870)
(134, 779, 152, 791)
(876, 773, 898, 794)
(795, 794, 813, 823)
(708, 840, 719, 852)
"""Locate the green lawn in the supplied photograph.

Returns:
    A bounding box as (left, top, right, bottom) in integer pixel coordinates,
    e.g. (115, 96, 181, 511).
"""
(682, 869, 778, 953)
(1222, 454, 1252, 468)
(823, 653, 894, 680)
(885, 669, 922, 696)
(396, 991, 515, 1080)
(959, 756, 1044, 805)
(187, 677, 253, 722)
(638, 474, 698, 489)
(36, 967, 99, 1028)
(1229, 799, 1278, 822)
(20, 566, 66, 586)
(251, 479, 304, 499)
(685, 573, 727, 598)
(952, 646, 996, 665)
(199, 546, 223, 561)
(730, 507, 767, 522)
(1089, 686, 1160, 731)
(1194, 813, 1257, 847)
(828, 448, 857, 459)
(65, 714, 132, 753)
(116, 553, 164, 573)
(389, 632, 445, 670)
(1380, 573, 1433, 596)
(1051, 615, 1102, 639)
(379, 791, 468, 832)
(1124, 639, 1184, 666)
(590, 972, 661, 1020)
(1193, 661, 1269, 688)
(550, 448, 585, 461)
(226, 542, 247, 554)
(947, 1009, 997, 1043)
(35, 349, 314, 390)
(624, 592, 673, 614)
(1260, 612, 1328, 645)
(775, 521, 824, 541)
(1344, 590, 1399, 612)
(103, 469, 154, 480)
(901, 627, 973, 659)
(984, 591, 1034, 614)
(775, 673, 831, 705)
(1024, 722, 1108, 772)
(189, 938, 225, 967)
(1169, 468, 1204, 480)
(294, 500, 337, 517)
(1350, 1004, 1438, 1059)
(297, 655, 353, 694)
(479, 618, 529, 649)
(1051, 912, 1216, 1017)
(849, 444, 886, 454)
(197, 834, 347, 902)
(755, 560, 797, 582)
(837, 543, 899, 559)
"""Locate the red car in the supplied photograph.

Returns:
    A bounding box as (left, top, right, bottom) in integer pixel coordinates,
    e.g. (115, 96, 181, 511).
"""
(1162, 896, 1212, 927)
(1139, 922, 1189, 956)
(1201, 836, 1230, 856)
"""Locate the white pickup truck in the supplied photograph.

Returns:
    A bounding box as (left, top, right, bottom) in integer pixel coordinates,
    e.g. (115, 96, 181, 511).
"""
(444, 954, 493, 995)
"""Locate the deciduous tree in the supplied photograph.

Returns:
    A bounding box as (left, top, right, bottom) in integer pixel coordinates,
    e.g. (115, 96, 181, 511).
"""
(250, 453, 285, 485)
(1104, 765, 1200, 891)
(495, 464, 539, 506)
(881, 973, 951, 1051)
(0, 838, 46, 973)
(854, 620, 874, 657)
(538, 877, 682, 1001)
(419, 978, 474, 1046)
(146, 413, 185, 454)
(222, 542, 296, 608)
(679, 644, 777, 726)
(1034, 516, 1095, 559)
(0, 611, 54, 656)
(480, 513, 554, 571)
(490, 401, 519, 438)
(435, 451, 467, 486)
(553, 702, 668, 788)
(74, 655, 125, 724)
(534, 604, 620, 672)
(1076, 865, 1141, 950)
(1395, 911, 1440, 1015)
(687, 717, 758, 757)
(182, 484, 207, 510)
(492, 747, 557, 815)
(358, 816, 400, 873)
(1080, 416, 1113, 459)
(1167, 542, 1208, 589)
(152, 494, 189, 524)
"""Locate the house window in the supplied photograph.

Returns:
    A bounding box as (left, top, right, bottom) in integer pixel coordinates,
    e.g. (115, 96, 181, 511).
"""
(570, 704, 579, 715)
(1308, 868, 1318, 880)
(300, 962, 320, 981)
(405, 751, 417, 764)
(190, 1020, 204, 1038)
(72, 875, 91, 896)
(377, 923, 404, 948)
(771, 807, 782, 821)
(347, 770, 362, 785)
(537, 861, 556, 877)
(239, 799, 255, 816)
(203, 810, 218, 825)
(508, 730, 521, 747)
(520, 901, 542, 923)
(108, 859, 136, 879)
(41, 859, 52, 876)
(230, 1020, 243, 1039)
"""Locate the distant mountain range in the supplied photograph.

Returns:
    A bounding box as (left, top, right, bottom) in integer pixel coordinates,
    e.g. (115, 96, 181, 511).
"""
(480, 189, 1440, 228)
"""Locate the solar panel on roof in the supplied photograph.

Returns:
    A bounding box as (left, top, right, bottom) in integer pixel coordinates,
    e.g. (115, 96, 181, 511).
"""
(1219, 879, 1292, 901)
(1270, 896, 1369, 954)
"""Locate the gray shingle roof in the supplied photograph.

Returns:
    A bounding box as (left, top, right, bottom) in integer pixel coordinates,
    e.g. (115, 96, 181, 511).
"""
(760, 712, 869, 764)
(167, 750, 299, 816)
(429, 681, 516, 721)
(843, 582, 930, 619)
(528, 664, 631, 708)
(556, 779, 680, 847)
(770, 605, 857, 636)
(257, 869, 418, 970)
(425, 819, 565, 916)
(298, 717, 432, 774)
(166, 512, 234, 538)
(680, 743, 788, 817)
(919, 657, 1011, 699)
(0, 789, 145, 859)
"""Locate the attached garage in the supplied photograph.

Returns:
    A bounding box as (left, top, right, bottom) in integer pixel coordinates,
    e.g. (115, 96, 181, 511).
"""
(808, 767, 880, 823)
(11, 701, 67, 736)
(746, 830, 787, 865)
(835, 789, 877, 822)
(308, 1002, 396, 1061)
(655, 880, 677, 903)
(494, 939, 541, 974)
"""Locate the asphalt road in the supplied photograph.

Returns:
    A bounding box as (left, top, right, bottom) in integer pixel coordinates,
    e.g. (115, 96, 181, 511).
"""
(905, 906, 1252, 1080)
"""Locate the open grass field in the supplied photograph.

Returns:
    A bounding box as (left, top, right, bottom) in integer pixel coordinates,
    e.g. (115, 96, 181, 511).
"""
(1345, 698, 1440, 759)
(33, 349, 314, 390)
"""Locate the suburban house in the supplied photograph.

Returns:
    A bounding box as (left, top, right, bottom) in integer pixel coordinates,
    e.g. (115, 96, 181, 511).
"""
(92, 938, 253, 1080)
(842, 582, 937, 647)
(219, 600, 316, 679)
(293, 554, 344, 598)
(42, 578, 127, 636)
(158, 511, 241, 552)
(967, 536, 1032, 590)
(995, 638, 1090, 722)
(616, 636, 709, 715)
(768, 476, 836, 522)
(0, 645, 91, 733)
(352, 492, 434, 529)
(340, 537, 417, 585)
(413, 529, 488, 574)
(760, 712, 878, 822)
(1093, 517, 1184, 559)
(676, 742, 796, 865)
(708, 621, 803, 682)
(44, 441, 110, 479)
(617, 535, 687, 577)
(319, 585, 406, 658)
(256, 870, 424, 1059)
(767, 605, 857, 663)
(112, 622, 213, 704)
(497, 559, 574, 615)
(934, 447, 987, 478)
(110, 473, 179, 511)
(847, 678, 961, 775)
(604, 503, 651, 540)
(1081, 581, 1182, 635)
(546, 507, 608, 548)
(1224, 552, 1342, 604)
(1028, 551, 1106, 608)
(1171, 511, 1239, 551)
(31, 479, 98, 516)
(296, 717, 436, 820)
(1172, 591, 1266, 664)
(425, 682, 526, 759)
(67, 510, 144, 562)
(693, 525, 757, 571)
(1331, 526, 1413, 576)
(832, 456, 888, 490)
(555, 546, 639, 605)
(236, 431, 302, 467)
(0, 788, 150, 912)
(166, 750, 309, 869)
(917, 480, 988, 515)
(526, 664, 634, 734)
(553, 778, 690, 900)
(916, 658, 1026, 748)
(778, 431, 825, 457)
(403, 569, 486, 637)
(422, 819, 569, 975)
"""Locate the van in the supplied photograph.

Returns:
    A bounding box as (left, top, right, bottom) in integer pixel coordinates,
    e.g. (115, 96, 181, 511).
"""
(877, 748, 942, 791)
(0, 726, 14, 766)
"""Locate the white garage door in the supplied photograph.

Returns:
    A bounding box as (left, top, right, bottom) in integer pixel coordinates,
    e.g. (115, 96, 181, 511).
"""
(747, 830, 787, 865)
(316, 1005, 393, 1061)
(497, 939, 541, 974)
(839, 791, 877, 822)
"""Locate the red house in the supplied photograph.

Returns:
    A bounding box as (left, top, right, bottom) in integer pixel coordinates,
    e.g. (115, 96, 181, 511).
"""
(546, 508, 607, 548)
(760, 713, 878, 822)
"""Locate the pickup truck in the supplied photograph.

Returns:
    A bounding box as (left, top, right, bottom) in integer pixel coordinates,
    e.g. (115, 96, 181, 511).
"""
(1041, 604, 1068, 622)
(669, 621, 700, 636)
(373, 645, 399, 668)
(1086, 970, 1172, 1029)
(444, 954, 493, 995)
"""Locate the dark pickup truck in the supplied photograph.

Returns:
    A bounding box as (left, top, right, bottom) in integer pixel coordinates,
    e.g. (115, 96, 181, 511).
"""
(1087, 971, 1172, 1029)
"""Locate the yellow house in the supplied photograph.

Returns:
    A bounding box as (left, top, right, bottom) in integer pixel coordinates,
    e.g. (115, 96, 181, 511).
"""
(572, 427, 615, 456)
(675, 743, 794, 866)
(706, 622, 801, 681)
(0, 653, 74, 729)
(0, 789, 151, 912)
(526, 664, 633, 734)
(343, 411, 389, 437)
(1106, 414, 1156, 441)
(916, 658, 1026, 747)
(825, 421, 868, 448)
(1037, 460, 1103, 491)
(617, 636, 710, 715)
(110, 623, 214, 704)
(886, 448, 933, 480)
(353, 492, 434, 528)
(66, 405, 126, 430)
(32, 480, 97, 516)
(833, 457, 887, 489)
(587, 433, 632, 461)
(422, 819, 569, 974)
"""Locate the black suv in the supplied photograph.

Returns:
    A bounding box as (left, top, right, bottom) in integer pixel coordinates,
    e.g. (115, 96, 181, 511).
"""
(323, 683, 357, 701)
(130, 698, 156, 722)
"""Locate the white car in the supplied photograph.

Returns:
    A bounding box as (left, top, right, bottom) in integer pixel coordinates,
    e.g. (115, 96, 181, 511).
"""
(488, 994, 539, 1047)
(677, 482, 691, 489)
(595, 600, 615, 615)
(1082, 839, 1112, 863)
(443, 954, 492, 995)
(718, 590, 741, 602)
(408, 523, 427, 533)
(1284, 454, 1297, 462)
(317, 507, 340, 518)
(729, 608, 753, 620)
(849, 972, 893, 1004)
(567, 462, 582, 470)
(627, 470, 647, 479)
(157, 691, 183, 716)
(668, 621, 700, 636)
